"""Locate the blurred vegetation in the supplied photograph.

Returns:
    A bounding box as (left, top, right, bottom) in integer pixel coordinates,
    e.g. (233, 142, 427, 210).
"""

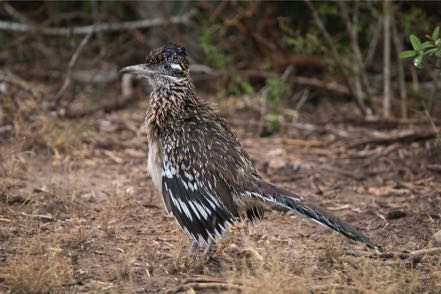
(0, 1, 440, 148)
(401, 26, 441, 70)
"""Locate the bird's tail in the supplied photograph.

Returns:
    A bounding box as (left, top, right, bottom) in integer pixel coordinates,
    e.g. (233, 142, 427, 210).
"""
(248, 180, 382, 253)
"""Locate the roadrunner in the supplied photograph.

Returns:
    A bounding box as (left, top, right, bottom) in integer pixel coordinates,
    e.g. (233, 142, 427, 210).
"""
(121, 43, 382, 256)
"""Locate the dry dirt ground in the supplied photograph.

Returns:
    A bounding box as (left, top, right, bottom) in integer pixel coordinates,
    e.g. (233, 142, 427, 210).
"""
(1, 98, 441, 293)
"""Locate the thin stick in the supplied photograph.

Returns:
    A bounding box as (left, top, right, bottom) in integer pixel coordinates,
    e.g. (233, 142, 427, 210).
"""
(383, 0, 391, 117)
(423, 102, 440, 139)
(167, 282, 251, 293)
(366, 16, 383, 67)
(409, 247, 441, 257)
(0, 12, 194, 36)
(391, 9, 408, 119)
(53, 30, 93, 108)
(340, 2, 374, 110)
(304, 0, 371, 117)
(292, 76, 350, 95)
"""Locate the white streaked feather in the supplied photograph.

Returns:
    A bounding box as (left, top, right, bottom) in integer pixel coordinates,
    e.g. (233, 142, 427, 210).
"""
(187, 201, 201, 220)
(177, 198, 193, 221)
(193, 201, 209, 220)
(170, 195, 182, 213)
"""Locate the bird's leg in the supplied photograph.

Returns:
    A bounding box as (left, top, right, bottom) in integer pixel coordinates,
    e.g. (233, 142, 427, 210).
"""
(187, 240, 198, 257)
(202, 238, 214, 260)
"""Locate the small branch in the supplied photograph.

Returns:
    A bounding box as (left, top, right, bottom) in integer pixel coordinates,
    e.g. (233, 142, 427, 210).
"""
(366, 16, 383, 67)
(391, 9, 408, 119)
(0, 12, 194, 36)
(383, 0, 391, 117)
(304, 0, 372, 117)
(294, 88, 310, 112)
(340, 2, 374, 110)
(424, 103, 441, 140)
(427, 58, 441, 113)
(3, 3, 31, 24)
(304, 0, 340, 65)
(53, 30, 93, 108)
(292, 77, 350, 95)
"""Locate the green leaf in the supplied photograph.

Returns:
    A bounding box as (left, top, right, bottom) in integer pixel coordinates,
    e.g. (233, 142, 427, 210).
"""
(426, 48, 438, 56)
(421, 41, 434, 49)
(413, 55, 423, 69)
(400, 50, 417, 58)
(410, 34, 422, 51)
(432, 26, 440, 40)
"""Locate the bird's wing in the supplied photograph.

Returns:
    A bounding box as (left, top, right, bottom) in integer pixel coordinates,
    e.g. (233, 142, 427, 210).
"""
(162, 162, 237, 244)
(161, 118, 247, 244)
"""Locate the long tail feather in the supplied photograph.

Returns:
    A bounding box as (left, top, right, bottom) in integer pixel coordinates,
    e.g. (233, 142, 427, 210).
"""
(248, 180, 382, 253)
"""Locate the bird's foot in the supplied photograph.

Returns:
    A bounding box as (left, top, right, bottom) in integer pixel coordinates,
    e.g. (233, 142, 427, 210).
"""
(187, 239, 215, 261)
(202, 238, 214, 261)
(187, 240, 198, 257)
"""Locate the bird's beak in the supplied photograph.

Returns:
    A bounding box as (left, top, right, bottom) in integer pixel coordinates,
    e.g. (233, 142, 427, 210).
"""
(120, 64, 154, 76)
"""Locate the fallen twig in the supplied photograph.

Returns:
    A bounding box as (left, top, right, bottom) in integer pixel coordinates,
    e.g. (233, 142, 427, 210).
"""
(0, 11, 194, 36)
(409, 247, 441, 257)
(350, 130, 437, 148)
(167, 282, 251, 294)
(17, 212, 54, 222)
(311, 284, 366, 293)
(378, 248, 441, 263)
(183, 277, 243, 284)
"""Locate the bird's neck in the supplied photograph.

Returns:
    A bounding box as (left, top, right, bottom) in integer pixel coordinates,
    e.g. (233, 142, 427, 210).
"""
(146, 79, 202, 138)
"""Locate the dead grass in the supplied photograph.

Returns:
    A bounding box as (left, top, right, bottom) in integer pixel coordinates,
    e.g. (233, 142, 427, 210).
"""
(107, 181, 140, 210)
(0, 237, 72, 294)
(112, 250, 138, 282)
(0, 147, 26, 203)
(14, 112, 96, 154)
(168, 235, 194, 273)
(216, 226, 441, 294)
(32, 172, 80, 218)
(219, 226, 306, 294)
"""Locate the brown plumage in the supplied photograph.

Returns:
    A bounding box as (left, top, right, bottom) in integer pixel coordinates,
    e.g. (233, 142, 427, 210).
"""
(121, 43, 382, 256)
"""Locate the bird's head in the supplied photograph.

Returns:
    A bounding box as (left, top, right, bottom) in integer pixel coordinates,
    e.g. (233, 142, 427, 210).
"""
(121, 43, 190, 89)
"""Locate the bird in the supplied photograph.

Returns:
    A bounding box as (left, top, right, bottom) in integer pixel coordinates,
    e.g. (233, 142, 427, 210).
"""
(121, 43, 382, 257)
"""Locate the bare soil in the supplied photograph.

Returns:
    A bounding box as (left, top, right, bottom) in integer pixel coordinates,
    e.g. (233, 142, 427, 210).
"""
(1, 97, 441, 293)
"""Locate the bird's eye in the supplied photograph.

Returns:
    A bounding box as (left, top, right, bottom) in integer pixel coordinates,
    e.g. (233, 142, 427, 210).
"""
(170, 63, 182, 71)
(162, 64, 171, 70)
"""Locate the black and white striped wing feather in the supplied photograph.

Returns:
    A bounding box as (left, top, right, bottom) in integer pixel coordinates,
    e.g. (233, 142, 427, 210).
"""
(161, 160, 235, 245)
